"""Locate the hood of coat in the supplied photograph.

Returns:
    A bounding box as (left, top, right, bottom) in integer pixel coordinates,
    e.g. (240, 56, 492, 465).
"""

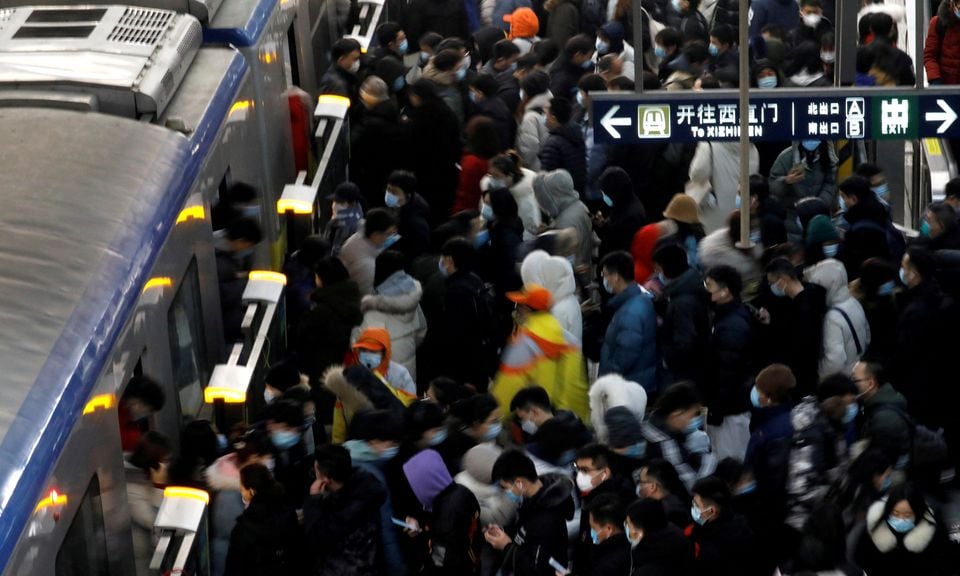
(589, 374, 648, 441)
(363, 272, 423, 314)
(323, 365, 374, 414)
(598, 167, 637, 209)
(352, 326, 393, 374)
(403, 449, 453, 510)
(205, 453, 241, 492)
(804, 258, 851, 306)
(533, 169, 578, 218)
(527, 473, 575, 519)
(421, 62, 458, 86)
(525, 91, 553, 114)
(940, 0, 959, 26)
(520, 250, 576, 302)
(867, 497, 938, 553)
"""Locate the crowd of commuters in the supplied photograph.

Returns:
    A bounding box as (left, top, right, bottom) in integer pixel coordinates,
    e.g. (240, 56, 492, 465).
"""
(125, 0, 960, 575)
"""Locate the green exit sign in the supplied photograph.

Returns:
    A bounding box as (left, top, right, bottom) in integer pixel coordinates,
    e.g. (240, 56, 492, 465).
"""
(871, 96, 919, 140)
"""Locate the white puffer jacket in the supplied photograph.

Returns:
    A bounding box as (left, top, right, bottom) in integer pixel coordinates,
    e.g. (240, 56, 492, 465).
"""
(589, 374, 648, 442)
(805, 259, 871, 378)
(356, 271, 427, 380)
(511, 168, 543, 240)
(520, 250, 582, 341)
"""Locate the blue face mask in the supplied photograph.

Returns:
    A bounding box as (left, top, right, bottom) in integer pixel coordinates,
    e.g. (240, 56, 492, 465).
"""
(654, 45, 667, 59)
(750, 230, 762, 244)
(576, 91, 585, 107)
(624, 441, 647, 459)
(708, 43, 719, 57)
(888, 516, 915, 534)
(602, 192, 614, 207)
(504, 485, 523, 505)
(685, 415, 703, 434)
(483, 421, 502, 442)
(474, 229, 490, 248)
(899, 267, 909, 286)
(217, 434, 229, 452)
(397, 39, 409, 54)
(596, 39, 609, 55)
(955, 6, 960, 19)
(438, 258, 449, 277)
(823, 243, 839, 258)
(735, 194, 741, 209)
(801, 139, 820, 152)
(873, 183, 890, 200)
(469, 90, 478, 104)
(271, 430, 300, 450)
(757, 75, 778, 88)
(429, 428, 448, 446)
(672, 0, 682, 12)
(880, 475, 893, 493)
(920, 220, 932, 237)
(843, 402, 858, 425)
(656, 271, 667, 285)
(838, 195, 847, 212)
(378, 445, 399, 461)
(691, 504, 707, 525)
(393, 75, 405, 92)
(384, 190, 400, 208)
(735, 480, 757, 496)
(419, 52, 429, 64)
(750, 386, 763, 408)
(456, 67, 467, 81)
(590, 528, 600, 545)
(380, 233, 400, 250)
(359, 350, 382, 370)
(770, 280, 786, 298)
(481, 202, 495, 221)
(602, 277, 613, 294)
(877, 280, 895, 296)
(582, 58, 595, 70)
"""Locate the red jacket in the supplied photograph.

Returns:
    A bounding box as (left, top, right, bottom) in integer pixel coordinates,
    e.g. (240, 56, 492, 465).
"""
(924, 3, 960, 84)
(450, 154, 489, 215)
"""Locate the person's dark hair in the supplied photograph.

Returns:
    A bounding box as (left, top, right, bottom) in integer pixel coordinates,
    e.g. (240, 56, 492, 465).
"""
(761, 23, 786, 41)
(652, 243, 688, 279)
(873, 482, 929, 532)
(373, 250, 407, 287)
(653, 381, 701, 417)
(698, 75, 721, 90)
(640, 71, 661, 90)
(437, 37, 466, 53)
(765, 256, 799, 280)
(839, 175, 873, 203)
(419, 31, 443, 50)
(799, 0, 821, 8)
(472, 73, 500, 97)
(295, 235, 331, 268)
(487, 187, 519, 223)
(928, 201, 958, 232)
(643, 458, 690, 501)
(314, 443, 353, 483)
(817, 373, 857, 402)
(860, 257, 898, 297)
(578, 73, 607, 92)
(433, 49, 463, 72)
(713, 457, 746, 489)
(705, 265, 742, 298)
(124, 374, 166, 411)
(858, 12, 874, 44)
(548, 97, 573, 125)
(785, 41, 823, 77)
(686, 0, 701, 9)
(350, 409, 403, 441)
(865, 41, 901, 80)
(609, 76, 636, 91)
(332, 38, 362, 61)
(364, 207, 398, 238)
(387, 170, 417, 196)
(490, 152, 523, 184)
(575, 443, 613, 471)
(234, 428, 273, 465)
(854, 162, 883, 181)
(226, 217, 263, 244)
(532, 39, 560, 66)
(516, 52, 540, 72)
(406, 400, 445, 439)
(225, 182, 257, 204)
(168, 420, 219, 485)
(491, 449, 538, 482)
(280, 386, 311, 409)
(441, 237, 476, 272)
(905, 247, 936, 280)
(586, 492, 625, 527)
(869, 12, 895, 39)
(692, 475, 731, 510)
(846, 447, 892, 495)
(314, 256, 350, 286)
(655, 27, 682, 48)
(520, 70, 550, 99)
(710, 23, 734, 46)
(450, 393, 499, 427)
(600, 250, 635, 281)
(510, 386, 552, 412)
(682, 40, 710, 65)
(945, 176, 960, 200)
(240, 463, 282, 505)
(562, 34, 594, 59)
(626, 498, 668, 532)
(129, 430, 173, 471)
(465, 116, 501, 159)
(265, 398, 305, 430)
(493, 38, 521, 60)
(428, 377, 471, 409)
(749, 174, 770, 203)
(375, 22, 402, 47)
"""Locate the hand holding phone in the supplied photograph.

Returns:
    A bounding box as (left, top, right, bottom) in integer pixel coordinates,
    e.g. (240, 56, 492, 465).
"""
(549, 557, 570, 575)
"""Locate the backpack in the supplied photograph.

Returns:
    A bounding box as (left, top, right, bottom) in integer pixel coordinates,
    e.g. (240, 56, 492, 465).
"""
(849, 218, 906, 263)
(874, 403, 951, 473)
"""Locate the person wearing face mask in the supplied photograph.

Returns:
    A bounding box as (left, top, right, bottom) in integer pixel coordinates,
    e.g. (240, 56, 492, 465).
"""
(510, 386, 592, 467)
(571, 445, 635, 574)
(350, 75, 410, 208)
(484, 450, 575, 575)
(598, 251, 658, 393)
(688, 476, 760, 576)
(855, 483, 949, 576)
(548, 34, 596, 102)
(263, 399, 312, 509)
(654, 27, 683, 83)
(341, 410, 408, 574)
(803, 214, 840, 267)
(421, 49, 470, 126)
(319, 38, 363, 106)
(595, 21, 635, 80)
(761, 258, 827, 396)
(917, 201, 960, 251)
(436, 394, 503, 475)
(770, 138, 838, 240)
(384, 170, 431, 261)
(325, 183, 365, 257)
(533, 169, 593, 269)
(748, 0, 800, 38)
(753, 59, 781, 90)
(261, 360, 301, 407)
(804, 258, 871, 379)
(851, 360, 912, 471)
(492, 284, 590, 422)
(836, 175, 903, 280)
(579, 493, 631, 576)
(596, 167, 647, 259)
(706, 24, 738, 74)
(454, 442, 519, 530)
(515, 69, 553, 168)
(214, 216, 263, 342)
(369, 22, 410, 69)
(339, 208, 401, 295)
(538, 97, 587, 197)
(641, 382, 717, 492)
(224, 463, 302, 576)
(469, 75, 516, 153)
(624, 498, 695, 576)
(788, 0, 833, 50)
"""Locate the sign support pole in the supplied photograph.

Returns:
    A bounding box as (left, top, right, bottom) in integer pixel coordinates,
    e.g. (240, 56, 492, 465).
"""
(633, 0, 643, 92)
(736, 0, 751, 249)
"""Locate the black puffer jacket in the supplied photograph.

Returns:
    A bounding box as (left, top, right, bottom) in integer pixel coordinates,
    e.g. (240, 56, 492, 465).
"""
(689, 511, 760, 576)
(304, 468, 388, 576)
(841, 198, 894, 279)
(706, 300, 754, 421)
(224, 499, 303, 576)
(402, 0, 469, 50)
(538, 122, 587, 197)
(598, 167, 646, 258)
(573, 474, 635, 574)
(502, 474, 576, 576)
(423, 483, 482, 575)
(396, 194, 432, 261)
(297, 280, 363, 383)
(659, 267, 711, 387)
(630, 524, 695, 576)
(350, 99, 410, 207)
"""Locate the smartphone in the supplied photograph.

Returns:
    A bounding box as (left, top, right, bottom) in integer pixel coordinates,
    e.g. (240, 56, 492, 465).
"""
(392, 517, 419, 532)
(548, 558, 570, 575)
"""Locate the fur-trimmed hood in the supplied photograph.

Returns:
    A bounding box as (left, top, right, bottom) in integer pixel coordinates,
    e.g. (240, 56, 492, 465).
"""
(361, 272, 422, 315)
(866, 498, 938, 554)
(205, 453, 241, 492)
(589, 374, 647, 442)
(323, 365, 374, 414)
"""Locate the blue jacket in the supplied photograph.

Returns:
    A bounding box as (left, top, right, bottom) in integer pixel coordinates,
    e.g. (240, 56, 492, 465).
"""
(748, 0, 800, 38)
(599, 284, 658, 392)
(345, 441, 406, 576)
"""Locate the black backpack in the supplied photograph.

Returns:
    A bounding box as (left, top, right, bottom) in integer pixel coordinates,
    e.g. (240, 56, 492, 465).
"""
(874, 402, 950, 473)
(849, 218, 907, 263)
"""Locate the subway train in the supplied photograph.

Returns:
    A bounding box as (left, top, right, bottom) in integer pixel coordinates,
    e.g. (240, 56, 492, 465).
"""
(0, 0, 376, 573)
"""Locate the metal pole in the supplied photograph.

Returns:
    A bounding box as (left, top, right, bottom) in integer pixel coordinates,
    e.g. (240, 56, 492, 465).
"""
(736, 0, 751, 248)
(633, 0, 643, 92)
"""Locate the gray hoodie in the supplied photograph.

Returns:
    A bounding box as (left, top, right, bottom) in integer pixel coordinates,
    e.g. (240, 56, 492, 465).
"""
(533, 169, 593, 267)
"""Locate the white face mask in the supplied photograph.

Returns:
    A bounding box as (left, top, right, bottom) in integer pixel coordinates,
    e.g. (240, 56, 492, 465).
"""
(576, 471, 597, 493)
(802, 13, 822, 28)
(348, 59, 360, 74)
(821, 51, 836, 64)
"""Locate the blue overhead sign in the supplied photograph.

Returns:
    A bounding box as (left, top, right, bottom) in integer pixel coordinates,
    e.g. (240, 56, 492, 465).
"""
(591, 89, 960, 144)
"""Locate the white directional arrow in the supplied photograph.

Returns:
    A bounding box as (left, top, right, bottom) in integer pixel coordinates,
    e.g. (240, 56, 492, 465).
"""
(926, 99, 957, 134)
(600, 105, 631, 139)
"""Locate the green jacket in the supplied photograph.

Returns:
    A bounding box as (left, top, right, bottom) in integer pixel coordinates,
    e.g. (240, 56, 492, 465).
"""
(862, 383, 913, 460)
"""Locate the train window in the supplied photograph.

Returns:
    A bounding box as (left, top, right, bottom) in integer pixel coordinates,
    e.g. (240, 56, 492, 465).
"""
(212, 169, 234, 232)
(168, 259, 209, 415)
(55, 475, 109, 576)
(285, 22, 299, 88)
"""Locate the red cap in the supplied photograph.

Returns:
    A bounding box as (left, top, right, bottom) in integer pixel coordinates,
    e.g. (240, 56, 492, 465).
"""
(507, 284, 553, 311)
